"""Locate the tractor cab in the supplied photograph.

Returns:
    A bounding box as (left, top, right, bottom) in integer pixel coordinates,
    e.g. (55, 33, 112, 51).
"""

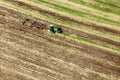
(49, 24, 63, 33)
(49, 24, 54, 28)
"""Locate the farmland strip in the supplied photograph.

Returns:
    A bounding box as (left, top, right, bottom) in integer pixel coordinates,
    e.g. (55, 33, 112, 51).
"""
(0, 1, 119, 54)
(68, 0, 120, 15)
(1, 25, 118, 69)
(0, 36, 119, 79)
(44, 0, 120, 24)
(0, 21, 120, 69)
(1, 1, 120, 42)
(45, 0, 120, 21)
(35, 0, 120, 27)
(0, 66, 35, 80)
(36, 0, 120, 27)
(0, 24, 118, 68)
(0, 4, 120, 53)
(5, 0, 120, 35)
(0, 40, 117, 79)
(0, 10, 120, 55)
(1, 17, 120, 55)
(0, 22, 119, 73)
(1, 14, 120, 50)
(0, 61, 47, 80)
(0, 51, 84, 80)
(0, 0, 120, 80)
(0, 23, 119, 79)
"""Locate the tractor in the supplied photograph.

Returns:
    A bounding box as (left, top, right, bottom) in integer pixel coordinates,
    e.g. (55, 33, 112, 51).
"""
(22, 18, 63, 33)
(49, 24, 63, 33)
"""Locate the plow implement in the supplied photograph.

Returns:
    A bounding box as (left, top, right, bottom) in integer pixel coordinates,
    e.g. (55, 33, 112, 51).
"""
(22, 18, 63, 33)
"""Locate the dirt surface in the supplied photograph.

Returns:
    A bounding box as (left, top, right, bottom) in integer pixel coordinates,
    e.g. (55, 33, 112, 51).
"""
(0, 5, 120, 80)
(6, 0, 120, 35)
(4, 0, 120, 49)
(1, 2, 120, 50)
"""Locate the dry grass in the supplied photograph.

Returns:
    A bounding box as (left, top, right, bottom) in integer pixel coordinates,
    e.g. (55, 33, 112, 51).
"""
(0, 0, 120, 80)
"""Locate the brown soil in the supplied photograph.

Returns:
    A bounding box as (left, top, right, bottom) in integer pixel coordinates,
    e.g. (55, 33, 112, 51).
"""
(6, 0, 120, 35)
(0, 6, 120, 80)
(1, 4, 120, 49)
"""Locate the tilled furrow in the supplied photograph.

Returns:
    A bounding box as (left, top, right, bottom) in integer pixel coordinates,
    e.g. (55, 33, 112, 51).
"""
(5, 0, 120, 35)
(1, 23, 120, 68)
(0, 49, 86, 80)
(0, 5, 120, 49)
(0, 58, 59, 80)
(1, 24, 120, 68)
(0, 1, 120, 80)
(0, 66, 34, 80)
(0, 34, 119, 79)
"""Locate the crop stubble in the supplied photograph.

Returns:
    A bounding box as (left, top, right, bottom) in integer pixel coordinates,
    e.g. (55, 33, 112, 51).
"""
(0, 1, 120, 80)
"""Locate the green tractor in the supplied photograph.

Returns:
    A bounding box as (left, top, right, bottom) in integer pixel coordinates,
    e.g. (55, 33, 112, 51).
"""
(49, 24, 63, 33)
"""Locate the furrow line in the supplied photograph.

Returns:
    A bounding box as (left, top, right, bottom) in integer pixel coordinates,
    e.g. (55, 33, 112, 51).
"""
(5, 0, 120, 35)
(0, 33, 119, 79)
(0, 6, 119, 53)
(0, 25, 120, 67)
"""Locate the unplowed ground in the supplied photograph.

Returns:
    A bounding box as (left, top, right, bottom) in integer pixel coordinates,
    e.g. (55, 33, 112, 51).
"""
(0, 1, 120, 80)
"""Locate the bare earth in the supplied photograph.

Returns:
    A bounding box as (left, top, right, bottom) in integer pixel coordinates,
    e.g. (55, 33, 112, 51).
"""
(0, 1, 120, 80)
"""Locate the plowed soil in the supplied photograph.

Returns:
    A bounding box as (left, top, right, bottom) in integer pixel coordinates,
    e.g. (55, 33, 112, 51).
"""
(4, 0, 120, 49)
(0, 1, 120, 80)
(6, 0, 120, 35)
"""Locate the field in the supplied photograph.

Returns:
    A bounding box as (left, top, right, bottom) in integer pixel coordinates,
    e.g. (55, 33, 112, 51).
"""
(0, 0, 120, 80)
